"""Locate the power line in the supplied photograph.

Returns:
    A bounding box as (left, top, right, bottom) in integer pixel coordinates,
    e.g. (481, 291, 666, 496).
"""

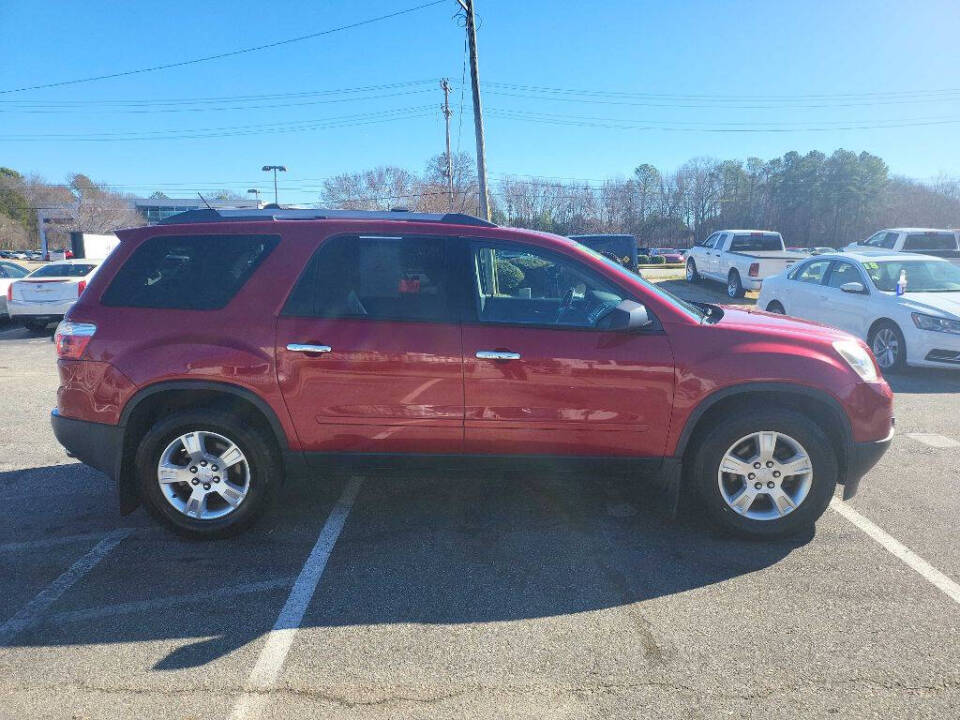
(0, 1, 447, 95)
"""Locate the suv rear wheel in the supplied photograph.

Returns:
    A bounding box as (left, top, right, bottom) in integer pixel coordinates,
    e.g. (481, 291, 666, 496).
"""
(690, 409, 837, 538)
(135, 409, 279, 538)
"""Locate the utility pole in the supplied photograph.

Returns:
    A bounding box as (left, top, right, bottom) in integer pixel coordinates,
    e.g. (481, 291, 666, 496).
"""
(261, 165, 286, 206)
(458, 0, 490, 221)
(440, 78, 454, 211)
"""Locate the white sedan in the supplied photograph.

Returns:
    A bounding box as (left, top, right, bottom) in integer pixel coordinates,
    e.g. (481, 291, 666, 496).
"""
(0, 260, 30, 318)
(757, 251, 960, 371)
(7, 260, 100, 333)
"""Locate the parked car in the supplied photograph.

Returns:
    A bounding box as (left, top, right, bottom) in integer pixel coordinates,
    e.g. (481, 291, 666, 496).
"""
(758, 250, 960, 371)
(7, 260, 99, 332)
(0, 260, 30, 319)
(569, 234, 640, 273)
(649, 248, 685, 264)
(51, 208, 893, 539)
(845, 228, 960, 266)
(686, 230, 804, 298)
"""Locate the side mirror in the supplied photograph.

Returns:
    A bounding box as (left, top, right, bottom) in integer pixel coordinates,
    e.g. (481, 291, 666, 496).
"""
(840, 281, 866, 294)
(599, 300, 653, 331)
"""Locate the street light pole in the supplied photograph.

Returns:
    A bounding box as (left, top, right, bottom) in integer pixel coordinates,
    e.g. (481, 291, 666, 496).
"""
(458, 0, 490, 221)
(246, 189, 261, 208)
(261, 165, 287, 206)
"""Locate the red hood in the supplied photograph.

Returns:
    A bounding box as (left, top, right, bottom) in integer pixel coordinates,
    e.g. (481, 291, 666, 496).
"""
(715, 305, 855, 343)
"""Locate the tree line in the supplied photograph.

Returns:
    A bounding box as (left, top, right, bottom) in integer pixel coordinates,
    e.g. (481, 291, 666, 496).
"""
(320, 149, 960, 248)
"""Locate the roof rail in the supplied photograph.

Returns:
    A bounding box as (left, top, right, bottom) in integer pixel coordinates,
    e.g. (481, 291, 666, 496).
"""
(156, 208, 497, 227)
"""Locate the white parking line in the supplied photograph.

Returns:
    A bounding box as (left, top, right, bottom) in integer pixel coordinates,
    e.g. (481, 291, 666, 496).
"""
(0, 527, 132, 643)
(904, 433, 960, 449)
(44, 577, 294, 626)
(229, 477, 364, 720)
(0, 531, 127, 553)
(830, 498, 960, 606)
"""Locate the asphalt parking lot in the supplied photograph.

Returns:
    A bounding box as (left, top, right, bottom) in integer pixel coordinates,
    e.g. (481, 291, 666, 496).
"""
(2, 281, 959, 720)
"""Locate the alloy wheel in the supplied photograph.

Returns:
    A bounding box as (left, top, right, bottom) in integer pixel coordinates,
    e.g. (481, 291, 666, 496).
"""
(871, 328, 900, 369)
(157, 430, 251, 520)
(717, 431, 813, 521)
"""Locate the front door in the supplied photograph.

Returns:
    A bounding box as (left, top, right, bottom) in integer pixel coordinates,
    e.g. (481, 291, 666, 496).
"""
(275, 233, 463, 455)
(460, 240, 675, 458)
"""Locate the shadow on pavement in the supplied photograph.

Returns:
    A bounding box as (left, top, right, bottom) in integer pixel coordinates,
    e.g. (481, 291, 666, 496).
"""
(3, 464, 810, 669)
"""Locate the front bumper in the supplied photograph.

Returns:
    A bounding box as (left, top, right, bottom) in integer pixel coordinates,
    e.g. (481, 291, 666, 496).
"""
(906, 326, 960, 367)
(842, 426, 895, 500)
(51, 409, 124, 480)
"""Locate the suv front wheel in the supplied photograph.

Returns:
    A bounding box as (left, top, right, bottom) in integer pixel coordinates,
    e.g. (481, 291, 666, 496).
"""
(690, 409, 837, 538)
(135, 409, 279, 538)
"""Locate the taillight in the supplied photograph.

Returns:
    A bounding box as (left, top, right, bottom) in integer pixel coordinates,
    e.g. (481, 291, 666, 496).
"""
(749, 262, 760, 277)
(55, 321, 97, 360)
(77, 280, 87, 296)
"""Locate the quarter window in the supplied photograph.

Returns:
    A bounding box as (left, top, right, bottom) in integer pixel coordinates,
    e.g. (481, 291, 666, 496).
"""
(902, 232, 958, 251)
(284, 235, 454, 322)
(471, 243, 625, 328)
(102, 235, 277, 310)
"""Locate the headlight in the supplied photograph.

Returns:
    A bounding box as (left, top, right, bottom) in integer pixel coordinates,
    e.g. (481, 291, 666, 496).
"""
(833, 340, 879, 382)
(911, 312, 960, 335)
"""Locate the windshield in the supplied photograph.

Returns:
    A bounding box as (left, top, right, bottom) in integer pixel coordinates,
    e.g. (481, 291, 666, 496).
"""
(730, 234, 783, 252)
(863, 259, 960, 293)
(27, 263, 96, 278)
(573, 241, 707, 321)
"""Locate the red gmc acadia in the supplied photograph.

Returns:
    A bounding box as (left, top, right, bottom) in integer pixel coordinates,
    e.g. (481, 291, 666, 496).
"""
(51, 209, 894, 538)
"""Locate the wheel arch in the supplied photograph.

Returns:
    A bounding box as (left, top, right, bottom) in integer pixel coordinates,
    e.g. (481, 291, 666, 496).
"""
(675, 383, 853, 481)
(116, 380, 294, 514)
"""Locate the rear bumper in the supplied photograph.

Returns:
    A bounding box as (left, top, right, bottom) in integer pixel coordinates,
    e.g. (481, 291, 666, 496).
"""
(8, 298, 75, 318)
(841, 426, 895, 500)
(51, 409, 124, 480)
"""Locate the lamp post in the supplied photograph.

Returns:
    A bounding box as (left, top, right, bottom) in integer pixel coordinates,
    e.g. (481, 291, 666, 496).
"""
(261, 165, 286, 206)
(246, 188, 261, 208)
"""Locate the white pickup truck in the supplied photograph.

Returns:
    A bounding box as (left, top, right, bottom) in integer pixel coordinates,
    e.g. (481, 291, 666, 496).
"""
(685, 230, 804, 298)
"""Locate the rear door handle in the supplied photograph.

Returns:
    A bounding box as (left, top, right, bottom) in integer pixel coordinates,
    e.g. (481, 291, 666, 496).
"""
(476, 350, 521, 361)
(286, 343, 332, 354)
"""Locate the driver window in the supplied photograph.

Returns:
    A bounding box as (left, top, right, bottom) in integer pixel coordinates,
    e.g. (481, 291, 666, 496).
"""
(703, 234, 718, 248)
(472, 244, 624, 328)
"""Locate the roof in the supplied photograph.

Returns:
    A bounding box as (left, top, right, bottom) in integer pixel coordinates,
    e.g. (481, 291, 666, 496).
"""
(824, 250, 951, 263)
(156, 207, 496, 227)
(876, 227, 958, 233)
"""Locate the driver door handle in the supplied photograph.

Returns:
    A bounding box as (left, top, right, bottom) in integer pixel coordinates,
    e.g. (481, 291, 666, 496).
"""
(476, 350, 521, 361)
(286, 343, 332, 354)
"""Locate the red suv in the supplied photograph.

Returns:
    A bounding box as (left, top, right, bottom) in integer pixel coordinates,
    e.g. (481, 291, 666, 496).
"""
(51, 209, 894, 538)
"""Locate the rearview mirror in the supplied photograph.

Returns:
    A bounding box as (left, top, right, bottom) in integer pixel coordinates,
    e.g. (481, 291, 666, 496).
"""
(599, 300, 653, 331)
(840, 281, 866, 294)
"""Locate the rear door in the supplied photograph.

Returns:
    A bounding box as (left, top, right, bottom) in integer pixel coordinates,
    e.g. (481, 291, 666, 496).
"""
(274, 233, 464, 455)
(780, 258, 832, 320)
(460, 238, 674, 458)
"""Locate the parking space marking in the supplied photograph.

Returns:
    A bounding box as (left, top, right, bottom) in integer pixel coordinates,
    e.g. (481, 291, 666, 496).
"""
(0, 527, 133, 643)
(830, 499, 960, 606)
(44, 577, 294, 627)
(229, 476, 364, 720)
(0, 531, 128, 553)
(904, 433, 960, 449)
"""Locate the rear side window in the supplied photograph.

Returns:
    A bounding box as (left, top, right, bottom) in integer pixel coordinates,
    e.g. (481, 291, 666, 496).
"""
(29, 263, 96, 278)
(729, 234, 782, 252)
(283, 234, 454, 322)
(902, 232, 957, 251)
(102, 234, 278, 310)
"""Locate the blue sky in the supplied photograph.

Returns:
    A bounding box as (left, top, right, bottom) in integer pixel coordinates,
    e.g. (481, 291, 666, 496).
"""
(2, 0, 959, 205)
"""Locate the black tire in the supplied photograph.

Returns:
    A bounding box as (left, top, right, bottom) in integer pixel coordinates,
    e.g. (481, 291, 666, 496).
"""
(690, 409, 838, 539)
(135, 409, 280, 538)
(867, 320, 907, 373)
(22, 319, 49, 333)
(765, 300, 786, 314)
(685, 259, 700, 283)
(727, 270, 745, 298)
